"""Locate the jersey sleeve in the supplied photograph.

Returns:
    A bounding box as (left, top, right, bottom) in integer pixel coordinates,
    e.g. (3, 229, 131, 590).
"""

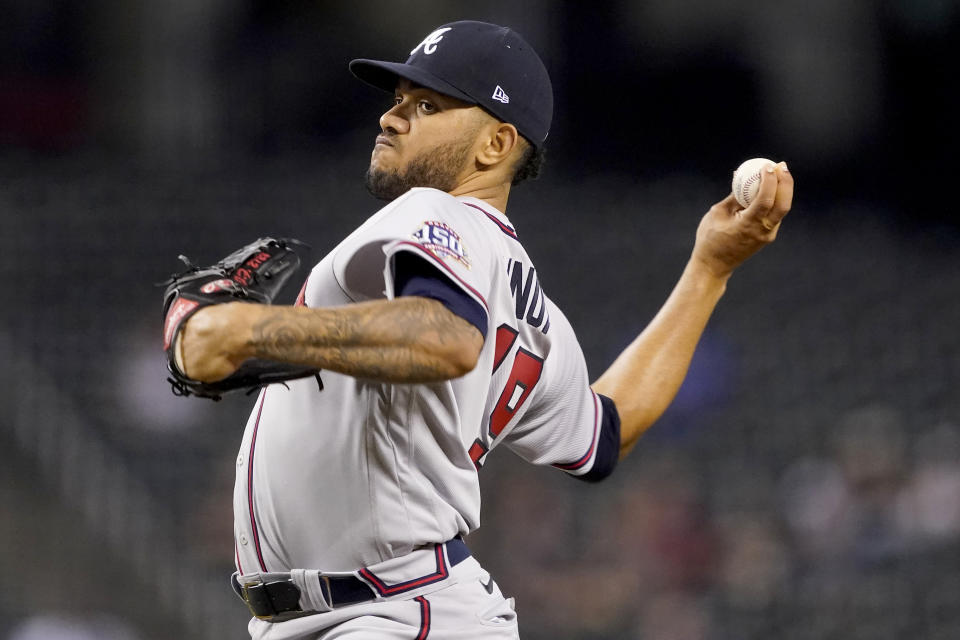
(501, 313, 619, 480)
(332, 189, 494, 327)
(394, 252, 489, 338)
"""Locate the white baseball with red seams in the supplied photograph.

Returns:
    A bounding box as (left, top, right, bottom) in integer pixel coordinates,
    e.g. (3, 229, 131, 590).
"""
(732, 157, 774, 209)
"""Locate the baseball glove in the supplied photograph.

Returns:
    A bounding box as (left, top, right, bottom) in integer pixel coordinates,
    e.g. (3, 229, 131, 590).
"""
(161, 237, 320, 400)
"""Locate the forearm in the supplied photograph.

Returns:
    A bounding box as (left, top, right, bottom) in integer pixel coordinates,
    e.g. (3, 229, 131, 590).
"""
(251, 297, 482, 382)
(591, 258, 728, 458)
(184, 297, 483, 384)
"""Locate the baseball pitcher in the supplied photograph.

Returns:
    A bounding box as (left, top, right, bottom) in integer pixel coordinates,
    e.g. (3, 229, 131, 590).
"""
(165, 20, 793, 640)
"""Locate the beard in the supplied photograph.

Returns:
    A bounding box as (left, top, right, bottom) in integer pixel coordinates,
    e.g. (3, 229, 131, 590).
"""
(365, 137, 473, 201)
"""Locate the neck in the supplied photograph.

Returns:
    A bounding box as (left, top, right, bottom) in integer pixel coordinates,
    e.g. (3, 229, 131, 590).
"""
(448, 176, 511, 213)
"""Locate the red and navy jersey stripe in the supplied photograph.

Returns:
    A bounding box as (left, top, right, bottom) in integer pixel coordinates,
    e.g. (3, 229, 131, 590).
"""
(358, 544, 449, 597)
(553, 391, 601, 472)
(462, 202, 519, 240)
(415, 596, 431, 640)
(246, 391, 269, 571)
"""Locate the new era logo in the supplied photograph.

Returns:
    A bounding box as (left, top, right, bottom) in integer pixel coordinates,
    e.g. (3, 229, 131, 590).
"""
(492, 85, 510, 104)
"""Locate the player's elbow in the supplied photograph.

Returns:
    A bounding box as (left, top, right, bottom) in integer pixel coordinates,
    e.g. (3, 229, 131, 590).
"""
(424, 342, 478, 380)
(445, 329, 483, 378)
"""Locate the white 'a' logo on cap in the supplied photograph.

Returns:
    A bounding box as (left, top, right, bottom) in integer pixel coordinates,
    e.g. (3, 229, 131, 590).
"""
(492, 85, 510, 104)
(411, 27, 452, 56)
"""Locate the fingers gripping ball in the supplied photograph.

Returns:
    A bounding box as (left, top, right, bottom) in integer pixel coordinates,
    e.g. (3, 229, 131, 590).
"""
(160, 237, 320, 400)
(732, 157, 774, 209)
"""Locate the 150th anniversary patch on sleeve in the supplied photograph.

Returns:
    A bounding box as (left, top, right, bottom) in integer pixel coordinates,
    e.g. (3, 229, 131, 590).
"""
(412, 221, 472, 269)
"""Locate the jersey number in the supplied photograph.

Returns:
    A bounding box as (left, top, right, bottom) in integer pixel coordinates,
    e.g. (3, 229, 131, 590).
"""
(470, 324, 544, 468)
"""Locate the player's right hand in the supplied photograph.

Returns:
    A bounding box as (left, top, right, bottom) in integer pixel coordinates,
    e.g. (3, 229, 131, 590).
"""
(691, 161, 793, 279)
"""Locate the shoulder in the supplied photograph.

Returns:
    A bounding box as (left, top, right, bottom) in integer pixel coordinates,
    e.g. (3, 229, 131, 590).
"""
(393, 189, 496, 228)
(385, 189, 482, 231)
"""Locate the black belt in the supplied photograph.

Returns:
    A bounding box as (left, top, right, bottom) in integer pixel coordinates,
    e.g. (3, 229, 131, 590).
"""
(232, 537, 470, 621)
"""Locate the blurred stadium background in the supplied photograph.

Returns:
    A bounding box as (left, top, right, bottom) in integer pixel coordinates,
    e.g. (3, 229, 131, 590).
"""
(2, 1, 959, 638)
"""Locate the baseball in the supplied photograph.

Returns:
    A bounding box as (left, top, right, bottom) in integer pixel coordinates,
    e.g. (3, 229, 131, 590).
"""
(732, 157, 774, 209)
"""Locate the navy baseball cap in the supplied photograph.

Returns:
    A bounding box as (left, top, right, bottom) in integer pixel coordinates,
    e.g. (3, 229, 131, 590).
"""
(349, 21, 553, 148)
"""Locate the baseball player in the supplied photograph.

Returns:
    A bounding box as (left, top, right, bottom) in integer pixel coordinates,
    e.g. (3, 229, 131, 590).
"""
(175, 20, 793, 640)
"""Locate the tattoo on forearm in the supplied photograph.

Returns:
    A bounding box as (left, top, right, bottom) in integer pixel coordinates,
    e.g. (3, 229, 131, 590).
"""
(250, 298, 479, 382)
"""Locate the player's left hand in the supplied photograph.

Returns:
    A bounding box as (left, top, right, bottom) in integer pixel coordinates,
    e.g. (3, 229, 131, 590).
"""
(691, 161, 793, 279)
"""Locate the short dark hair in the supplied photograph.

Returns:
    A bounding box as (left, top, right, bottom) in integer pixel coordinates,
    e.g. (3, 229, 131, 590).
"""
(511, 143, 546, 186)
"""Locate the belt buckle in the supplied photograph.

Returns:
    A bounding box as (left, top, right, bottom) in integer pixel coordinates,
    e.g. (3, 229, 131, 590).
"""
(240, 576, 275, 621)
(239, 574, 305, 622)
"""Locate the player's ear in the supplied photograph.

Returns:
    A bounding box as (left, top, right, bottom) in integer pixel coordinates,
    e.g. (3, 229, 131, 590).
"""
(475, 122, 520, 170)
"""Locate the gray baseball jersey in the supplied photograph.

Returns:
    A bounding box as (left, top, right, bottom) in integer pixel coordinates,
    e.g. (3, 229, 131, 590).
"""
(233, 187, 605, 575)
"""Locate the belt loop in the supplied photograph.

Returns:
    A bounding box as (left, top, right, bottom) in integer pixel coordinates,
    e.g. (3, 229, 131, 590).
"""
(290, 569, 334, 613)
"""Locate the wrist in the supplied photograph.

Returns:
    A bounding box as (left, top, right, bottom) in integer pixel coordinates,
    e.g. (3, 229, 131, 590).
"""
(224, 301, 268, 361)
(684, 257, 731, 297)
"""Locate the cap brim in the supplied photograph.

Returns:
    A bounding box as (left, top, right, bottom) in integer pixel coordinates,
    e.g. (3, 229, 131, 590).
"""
(349, 59, 476, 105)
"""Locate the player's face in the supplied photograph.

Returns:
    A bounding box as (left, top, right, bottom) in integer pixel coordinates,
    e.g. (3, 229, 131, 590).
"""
(365, 80, 485, 201)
